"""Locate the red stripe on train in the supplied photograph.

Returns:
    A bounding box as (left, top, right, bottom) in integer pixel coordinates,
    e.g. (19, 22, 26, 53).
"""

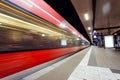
(0, 46, 87, 78)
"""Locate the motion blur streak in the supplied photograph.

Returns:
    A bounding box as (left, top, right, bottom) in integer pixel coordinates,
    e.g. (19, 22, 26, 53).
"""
(0, 46, 87, 78)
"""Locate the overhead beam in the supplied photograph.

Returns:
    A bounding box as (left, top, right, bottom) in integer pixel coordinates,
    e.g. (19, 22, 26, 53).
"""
(112, 30, 120, 34)
(92, 0, 96, 30)
(94, 26, 120, 30)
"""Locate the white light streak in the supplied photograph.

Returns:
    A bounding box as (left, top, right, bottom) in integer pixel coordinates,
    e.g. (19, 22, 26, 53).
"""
(26, 0, 61, 23)
(20, 0, 33, 7)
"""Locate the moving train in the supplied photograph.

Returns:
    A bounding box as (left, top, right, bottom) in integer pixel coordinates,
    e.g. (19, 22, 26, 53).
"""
(0, 0, 89, 80)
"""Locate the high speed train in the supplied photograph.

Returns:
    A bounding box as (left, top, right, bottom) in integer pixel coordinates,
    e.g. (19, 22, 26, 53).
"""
(0, 0, 89, 80)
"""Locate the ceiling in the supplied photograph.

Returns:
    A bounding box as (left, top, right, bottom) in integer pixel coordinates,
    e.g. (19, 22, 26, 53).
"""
(71, 0, 93, 40)
(71, 0, 120, 36)
(95, 0, 120, 34)
(45, 0, 120, 42)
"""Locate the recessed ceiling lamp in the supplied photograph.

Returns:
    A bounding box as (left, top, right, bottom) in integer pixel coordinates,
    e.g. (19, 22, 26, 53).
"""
(88, 27, 91, 30)
(84, 13, 89, 20)
(89, 32, 92, 34)
(94, 30, 97, 33)
(103, 2, 111, 15)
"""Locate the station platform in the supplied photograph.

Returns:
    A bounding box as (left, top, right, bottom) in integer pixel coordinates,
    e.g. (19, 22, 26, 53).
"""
(22, 46, 120, 80)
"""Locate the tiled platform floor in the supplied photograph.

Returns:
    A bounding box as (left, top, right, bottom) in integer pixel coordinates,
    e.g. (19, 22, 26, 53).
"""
(89, 46, 120, 72)
(68, 46, 120, 80)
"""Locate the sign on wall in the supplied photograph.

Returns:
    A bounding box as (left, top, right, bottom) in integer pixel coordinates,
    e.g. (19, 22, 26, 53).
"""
(104, 35, 114, 48)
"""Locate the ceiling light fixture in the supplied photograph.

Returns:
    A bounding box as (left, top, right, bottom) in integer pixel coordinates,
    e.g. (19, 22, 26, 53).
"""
(88, 27, 91, 30)
(103, 2, 111, 15)
(94, 30, 97, 33)
(89, 32, 92, 34)
(84, 13, 89, 20)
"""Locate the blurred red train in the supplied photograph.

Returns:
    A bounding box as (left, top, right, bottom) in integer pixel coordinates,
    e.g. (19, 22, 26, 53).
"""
(0, 0, 89, 79)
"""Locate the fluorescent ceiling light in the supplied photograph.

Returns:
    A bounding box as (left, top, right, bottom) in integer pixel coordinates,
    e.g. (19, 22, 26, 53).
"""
(103, 2, 111, 15)
(84, 13, 89, 20)
(94, 30, 97, 33)
(88, 27, 91, 30)
(89, 32, 92, 34)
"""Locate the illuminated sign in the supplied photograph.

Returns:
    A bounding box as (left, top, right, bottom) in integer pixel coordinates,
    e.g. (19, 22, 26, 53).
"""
(104, 35, 114, 48)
